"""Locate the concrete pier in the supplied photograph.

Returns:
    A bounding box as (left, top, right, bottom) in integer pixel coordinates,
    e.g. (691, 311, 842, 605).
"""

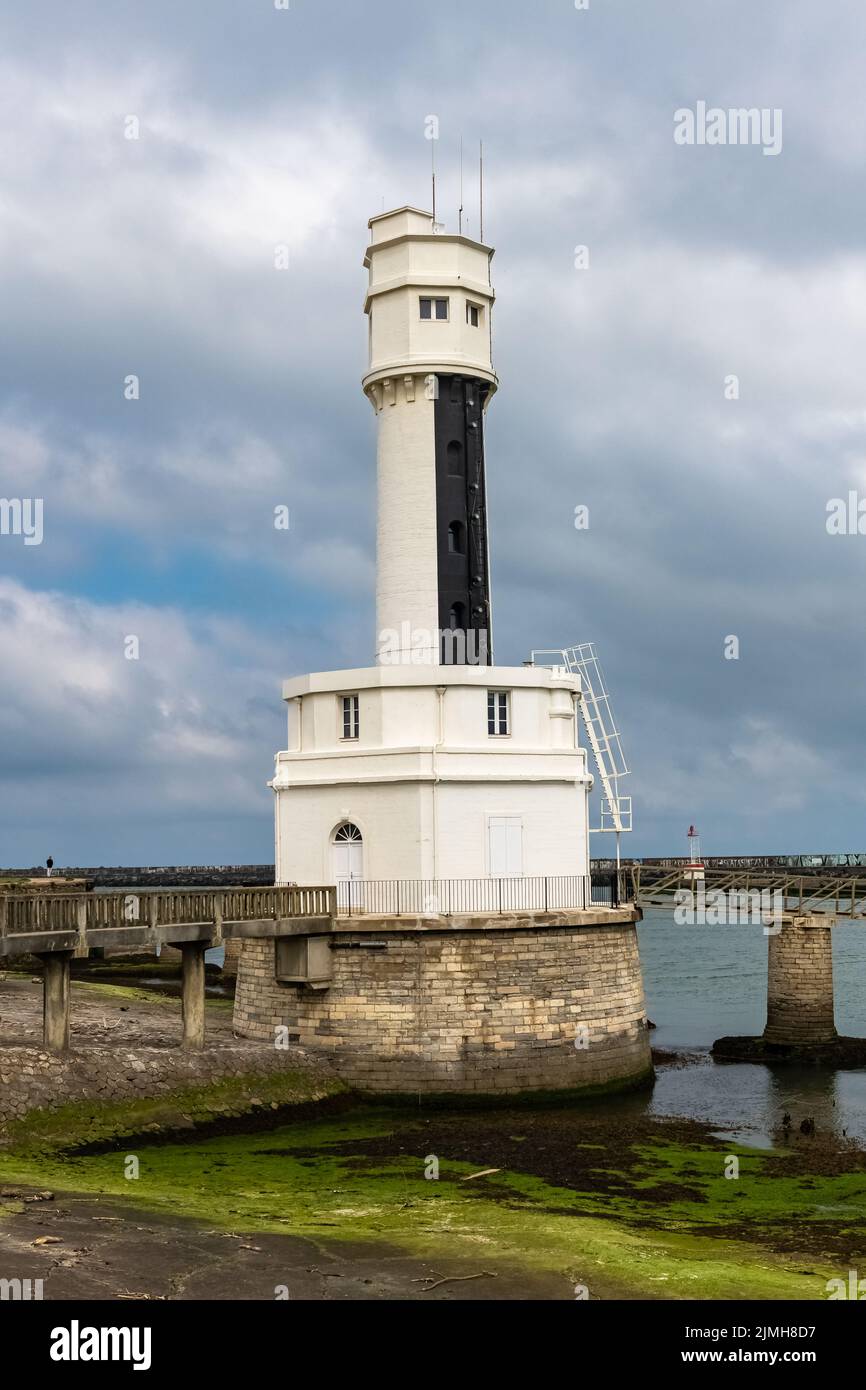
(38, 951, 72, 1052)
(181, 942, 207, 1049)
(763, 915, 837, 1046)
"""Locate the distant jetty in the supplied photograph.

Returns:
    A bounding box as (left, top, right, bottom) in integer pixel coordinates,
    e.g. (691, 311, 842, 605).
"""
(0, 865, 276, 888)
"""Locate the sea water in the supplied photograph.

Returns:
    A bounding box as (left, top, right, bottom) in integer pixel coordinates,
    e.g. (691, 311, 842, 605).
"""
(637, 907, 866, 1146)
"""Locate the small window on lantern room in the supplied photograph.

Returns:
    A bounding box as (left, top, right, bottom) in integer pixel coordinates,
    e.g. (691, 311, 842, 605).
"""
(466, 302, 481, 328)
(447, 521, 464, 554)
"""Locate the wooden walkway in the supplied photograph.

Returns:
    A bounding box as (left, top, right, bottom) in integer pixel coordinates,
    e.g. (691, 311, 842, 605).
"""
(0, 885, 334, 959)
(0, 886, 334, 1052)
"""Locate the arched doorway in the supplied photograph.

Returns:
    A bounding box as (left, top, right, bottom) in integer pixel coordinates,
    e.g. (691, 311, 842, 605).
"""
(332, 822, 363, 911)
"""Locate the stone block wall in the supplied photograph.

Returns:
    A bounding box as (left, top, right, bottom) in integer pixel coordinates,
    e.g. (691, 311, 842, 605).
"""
(764, 916, 837, 1045)
(233, 913, 652, 1095)
(0, 1042, 334, 1131)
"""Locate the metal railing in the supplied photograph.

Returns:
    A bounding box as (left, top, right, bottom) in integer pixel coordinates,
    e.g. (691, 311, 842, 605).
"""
(627, 864, 866, 919)
(0, 876, 621, 935)
(335, 873, 621, 916)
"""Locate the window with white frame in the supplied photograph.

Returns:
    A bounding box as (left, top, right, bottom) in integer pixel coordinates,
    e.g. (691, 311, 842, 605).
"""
(341, 693, 360, 740)
(420, 297, 449, 321)
(487, 689, 510, 736)
(466, 301, 481, 327)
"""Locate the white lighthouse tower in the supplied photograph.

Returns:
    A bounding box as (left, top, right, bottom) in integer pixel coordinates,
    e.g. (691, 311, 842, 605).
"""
(365, 205, 496, 667)
(271, 206, 593, 905)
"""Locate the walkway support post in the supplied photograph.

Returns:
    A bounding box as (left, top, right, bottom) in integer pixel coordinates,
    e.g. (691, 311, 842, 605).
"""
(181, 941, 207, 1049)
(39, 950, 73, 1051)
(764, 914, 837, 1046)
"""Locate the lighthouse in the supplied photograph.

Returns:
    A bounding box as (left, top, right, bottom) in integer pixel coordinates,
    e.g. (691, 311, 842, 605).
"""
(236, 201, 651, 1099)
(685, 824, 705, 885)
(271, 206, 594, 901)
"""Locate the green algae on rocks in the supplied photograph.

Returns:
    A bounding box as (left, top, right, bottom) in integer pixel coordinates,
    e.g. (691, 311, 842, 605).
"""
(0, 1070, 348, 1155)
(0, 1097, 857, 1301)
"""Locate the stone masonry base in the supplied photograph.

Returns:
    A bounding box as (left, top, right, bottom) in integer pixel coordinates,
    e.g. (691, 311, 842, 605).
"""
(233, 914, 653, 1095)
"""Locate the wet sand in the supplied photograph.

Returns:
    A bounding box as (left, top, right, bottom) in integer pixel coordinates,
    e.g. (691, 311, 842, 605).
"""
(0, 1185, 571, 1301)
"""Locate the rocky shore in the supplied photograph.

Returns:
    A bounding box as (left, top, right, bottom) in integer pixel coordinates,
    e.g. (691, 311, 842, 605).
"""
(0, 973, 340, 1140)
(712, 1034, 866, 1067)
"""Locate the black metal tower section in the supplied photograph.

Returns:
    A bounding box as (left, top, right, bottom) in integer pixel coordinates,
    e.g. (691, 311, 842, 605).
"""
(434, 374, 492, 665)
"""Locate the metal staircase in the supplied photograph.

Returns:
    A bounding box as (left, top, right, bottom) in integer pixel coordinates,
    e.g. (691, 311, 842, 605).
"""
(530, 644, 632, 858)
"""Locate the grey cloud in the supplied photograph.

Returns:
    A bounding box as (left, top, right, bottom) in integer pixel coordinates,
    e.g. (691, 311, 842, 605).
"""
(1, 0, 865, 861)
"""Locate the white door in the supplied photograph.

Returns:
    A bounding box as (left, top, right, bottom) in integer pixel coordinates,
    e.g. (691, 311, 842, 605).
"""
(488, 816, 523, 877)
(333, 823, 363, 910)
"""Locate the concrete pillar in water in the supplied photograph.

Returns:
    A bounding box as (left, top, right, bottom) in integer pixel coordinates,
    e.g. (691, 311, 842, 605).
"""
(764, 915, 837, 1046)
(181, 942, 207, 1049)
(39, 951, 73, 1051)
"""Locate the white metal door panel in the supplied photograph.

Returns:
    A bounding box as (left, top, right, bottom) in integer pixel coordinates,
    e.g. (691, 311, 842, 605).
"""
(488, 816, 523, 877)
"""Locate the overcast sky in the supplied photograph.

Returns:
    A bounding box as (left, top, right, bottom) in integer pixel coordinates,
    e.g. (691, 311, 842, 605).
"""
(1, 0, 864, 866)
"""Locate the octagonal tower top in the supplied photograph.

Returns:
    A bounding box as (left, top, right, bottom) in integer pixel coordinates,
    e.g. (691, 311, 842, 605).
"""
(362, 205, 497, 398)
